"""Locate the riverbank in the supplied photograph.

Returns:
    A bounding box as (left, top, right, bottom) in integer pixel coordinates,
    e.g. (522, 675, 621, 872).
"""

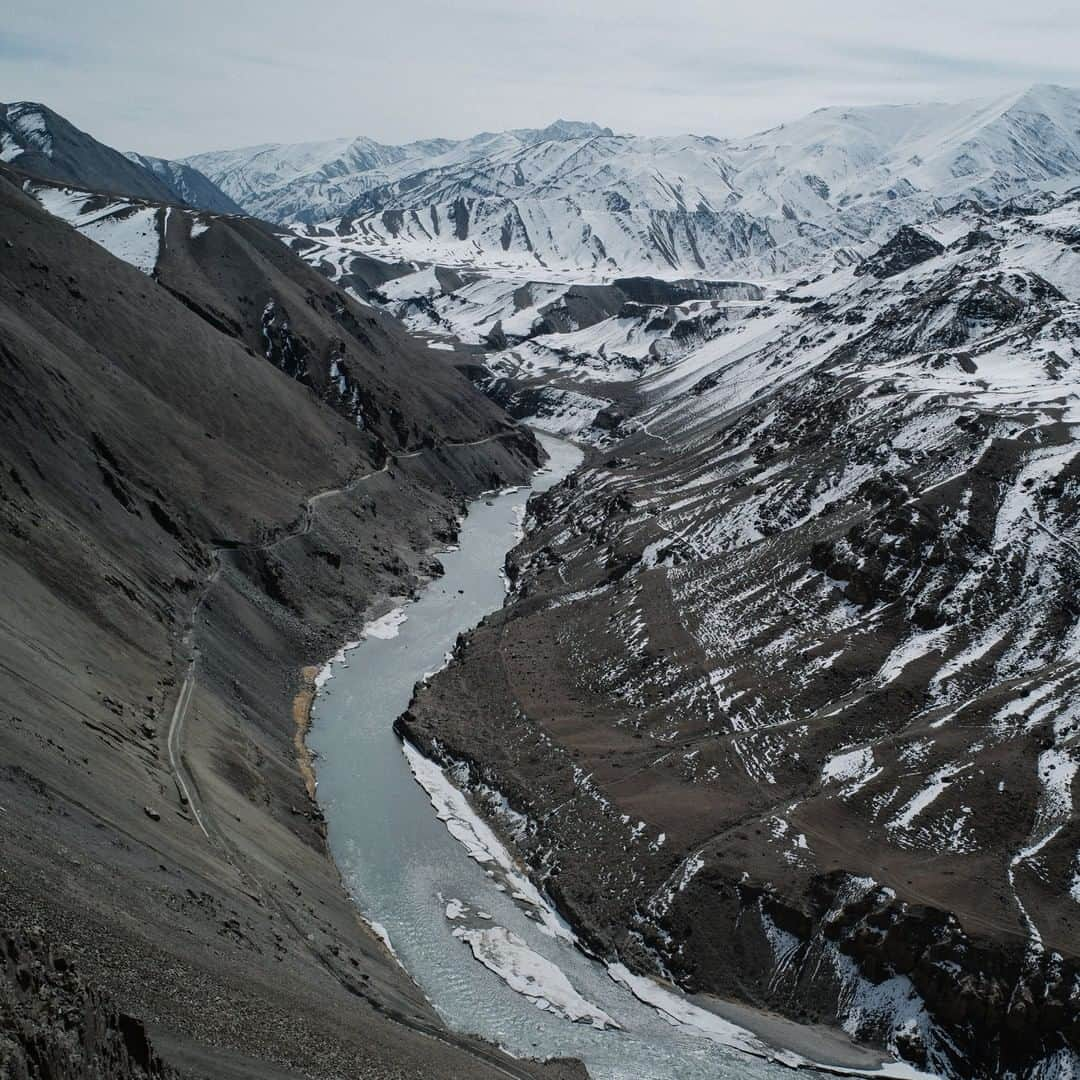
(394, 726, 934, 1080)
(304, 431, 943, 1080)
(293, 666, 320, 802)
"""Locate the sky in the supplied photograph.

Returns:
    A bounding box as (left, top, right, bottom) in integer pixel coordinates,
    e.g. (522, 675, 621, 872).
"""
(4, 0, 1080, 157)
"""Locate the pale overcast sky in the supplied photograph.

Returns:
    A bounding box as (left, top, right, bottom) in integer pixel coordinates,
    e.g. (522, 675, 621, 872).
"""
(4, 0, 1080, 157)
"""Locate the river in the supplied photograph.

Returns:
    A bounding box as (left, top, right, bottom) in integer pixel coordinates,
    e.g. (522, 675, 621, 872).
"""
(309, 433, 853, 1080)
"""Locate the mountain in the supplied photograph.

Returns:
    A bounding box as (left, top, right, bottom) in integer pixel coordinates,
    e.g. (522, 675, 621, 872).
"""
(0, 159, 587, 1079)
(181, 120, 615, 225)
(220, 85, 1080, 278)
(0, 101, 242, 213)
(125, 150, 246, 214)
(6, 88, 1080, 1080)
(396, 193, 1080, 1076)
(1, 100, 180, 201)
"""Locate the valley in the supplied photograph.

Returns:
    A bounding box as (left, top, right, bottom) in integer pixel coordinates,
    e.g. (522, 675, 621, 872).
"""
(1, 83, 1079, 1080)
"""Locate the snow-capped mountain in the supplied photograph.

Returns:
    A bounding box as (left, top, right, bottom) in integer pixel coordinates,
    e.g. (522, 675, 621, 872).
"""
(0, 101, 241, 213)
(200, 85, 1080, 278)
(183, 120, 614, 225)
(12, 90, 1080, 1078)
(125, 151, 245, 215)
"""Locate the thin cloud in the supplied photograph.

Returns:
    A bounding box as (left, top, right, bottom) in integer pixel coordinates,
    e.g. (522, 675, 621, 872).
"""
(2, 0, 1078, 156)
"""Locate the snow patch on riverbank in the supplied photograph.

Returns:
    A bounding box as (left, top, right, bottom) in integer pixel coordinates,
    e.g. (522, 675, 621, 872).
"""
(402, 740, 575, 944)
(368, 920, 396, 957)
(609, 963, 940, 1078)
(607, 963, 784, 1061)
(453, 925, 618, 1029)
(363, 608, 408, 639)
(313, 607, 409, 690)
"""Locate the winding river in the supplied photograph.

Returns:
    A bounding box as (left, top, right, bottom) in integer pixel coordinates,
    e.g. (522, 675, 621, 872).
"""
(309, 434, 878, 1080)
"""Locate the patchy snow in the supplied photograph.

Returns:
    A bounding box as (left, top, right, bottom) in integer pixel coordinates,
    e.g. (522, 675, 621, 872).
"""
(453, 925, 617, 1028)
(606, 963, 784, 1060)
(823, 747, 875, 786)
(887, 764, 969, 831)
(366, 919, 397, 960)
(402, 741, 575, 943)
(0, 132, 21, 163)
(32, 186, 161, 274)
(363, 608, 408, 640)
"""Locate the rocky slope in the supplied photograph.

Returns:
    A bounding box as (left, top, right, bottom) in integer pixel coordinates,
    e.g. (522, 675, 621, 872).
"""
(0, 160, 585, 1080)
(0, 101, 238, 213)
(1, 926, 179, 1080)
(125, 152, 246, 215)
(398, 194, 1080, 1076)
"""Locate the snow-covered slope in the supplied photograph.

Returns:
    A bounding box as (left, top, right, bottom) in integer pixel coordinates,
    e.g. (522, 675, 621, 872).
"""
(183, 120, 613, 225)
(125, 152, 245, 215)
(338, 85, 1080, 277)
(198, 85, 1080, 278)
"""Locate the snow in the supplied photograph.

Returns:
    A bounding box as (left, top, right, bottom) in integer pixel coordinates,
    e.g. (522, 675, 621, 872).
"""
(367, 920, 396, 957)
(402, 741, 575, 943)
(452, 925, 617, 1028)
(362, 608, 408, 640)
(313, 637, 364, 690)
(887, 763, 970, 833)
(1037, 747, 1078, 821)
(380, 266, 443, 301)
(822, 747, 875, 786)
(199, 86, 1080, 283)
(0, 132, 20, 163)
(607, 962, 786, 1058)
(32, 186, 161, 274)
(5, 104, 53, 157)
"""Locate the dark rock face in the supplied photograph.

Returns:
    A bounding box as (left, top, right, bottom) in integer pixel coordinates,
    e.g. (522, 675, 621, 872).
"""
(0, 927, 178, 1079)
(0, 101, 179, 203)
(0, 102, 236, 214)
(856, 225, 946, 279)
(124, 152, 245, 214)
(0, 169, 565, 1079)
(592, 406, 626, 432)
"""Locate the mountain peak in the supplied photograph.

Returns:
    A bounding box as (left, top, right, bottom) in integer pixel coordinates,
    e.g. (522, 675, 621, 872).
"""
(1, 101, 57, 159)
(532, 119, 614, 141)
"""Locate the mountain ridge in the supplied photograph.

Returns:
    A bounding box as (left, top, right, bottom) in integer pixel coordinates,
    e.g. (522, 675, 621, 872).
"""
(186, 84, 1080, 276)
(1, 100, 242, 214)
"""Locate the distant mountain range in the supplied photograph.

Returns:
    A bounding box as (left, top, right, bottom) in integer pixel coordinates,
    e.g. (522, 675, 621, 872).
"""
(182, 84, 1080, 277)
(182, 120, 615, 225)
(9, 89, 1080, 278)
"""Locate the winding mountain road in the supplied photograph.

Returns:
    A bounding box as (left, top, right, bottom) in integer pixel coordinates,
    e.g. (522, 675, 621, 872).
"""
(165, 428, 523, 845)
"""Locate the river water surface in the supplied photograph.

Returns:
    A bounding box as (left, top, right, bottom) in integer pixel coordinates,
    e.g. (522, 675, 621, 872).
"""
(309, 434, 832, 1080)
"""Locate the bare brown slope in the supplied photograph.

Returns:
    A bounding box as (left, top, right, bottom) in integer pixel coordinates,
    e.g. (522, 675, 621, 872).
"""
(401, 220, 1080, 1077)
(0, 173, 580, 1079)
